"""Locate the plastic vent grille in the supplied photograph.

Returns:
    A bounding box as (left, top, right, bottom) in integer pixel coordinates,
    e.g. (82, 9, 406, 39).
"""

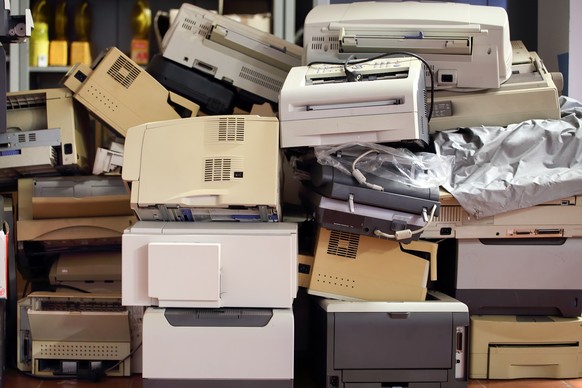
(198, 22, 212, 37)
(40, 301, 125, 312)
(204, 158, 232, 182)
(15, 132, 39, 143)
(329, 36, 339, 51)
(7, 94, 46, 110)
(239, 66, 281, 92)
(435, 206, 465, 222)
(181, 17, 196, 32)
(310, 42, 323, 51)
(107, 55, 140, 89)
(327, 230, 359, 259)
(423, 88, 428, 118)
(310, 36, 339, 53)
(218, 117, 245, 142)
(38, 343, 124, 359)
(206, 117, 245, 143)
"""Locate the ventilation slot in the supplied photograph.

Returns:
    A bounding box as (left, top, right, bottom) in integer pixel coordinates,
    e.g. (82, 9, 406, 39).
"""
(40, 301, 125, 312)
(423, 88, 428, 117)
(206, 117, 245, 143)
(239, 66, 281, 92)
(198, 23, 212, 37)
(181, 17, 196, 31)
(107, 55, 141, 89)
(327, 230, 359, 259)
(38, 343, 124, 359)
(310, 42, 323, 51)
(204, 158, 232, 182)
(7, 94, 46, 110)
(435, 206, 465, 223)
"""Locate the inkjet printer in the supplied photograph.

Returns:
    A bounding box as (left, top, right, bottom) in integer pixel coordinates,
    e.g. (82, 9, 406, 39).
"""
(161, 3, 302, 108)
(303, 1, 512, 90)
(279, 57, 428, 148)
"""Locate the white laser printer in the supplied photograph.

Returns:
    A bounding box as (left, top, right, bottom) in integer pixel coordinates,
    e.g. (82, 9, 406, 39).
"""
(279, 57, 428, 148)
(161, 3, 302, 105)
(141, 307, 293, 388)
(122, 221, 298, 309)
(0, 88, 91, 182)
(61, 46, 200, 138)
(122, 115, 281, 222)
(303, 1, 512, 90)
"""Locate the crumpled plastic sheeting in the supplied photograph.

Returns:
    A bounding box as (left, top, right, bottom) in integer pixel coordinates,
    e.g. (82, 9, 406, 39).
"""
(433, 96, 582, 218)
(314, 142, 455, 188)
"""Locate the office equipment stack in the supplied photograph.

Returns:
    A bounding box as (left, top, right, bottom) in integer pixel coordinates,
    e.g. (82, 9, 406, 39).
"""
(14, 46, 203, 378)
(276, 1, 531, 385)
(423, 188, 582, 380)
(279, 2, 581, 386)
(287, 1, 582, 383)
(120, 114, 297, 387)
(15, 175, 140, 376)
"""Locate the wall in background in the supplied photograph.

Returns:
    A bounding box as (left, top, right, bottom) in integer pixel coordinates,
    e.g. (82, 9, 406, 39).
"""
(569, 1, 581, 100)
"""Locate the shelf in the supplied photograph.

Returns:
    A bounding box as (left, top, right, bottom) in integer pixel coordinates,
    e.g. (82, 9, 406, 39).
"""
(9, 0, 294, 92)
(29, 66, 70, 73)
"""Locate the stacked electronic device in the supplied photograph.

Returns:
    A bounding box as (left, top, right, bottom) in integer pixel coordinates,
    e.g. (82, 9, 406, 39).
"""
(423, 192, 582, 380)
(13, 44, 200, 377)
(276, 1, 529, 385)
(281, 0, 575, 385)
(122, 115, 297, 387)
(116, 4, 304, 386)
(146, 3, 302, 115)
(120, 115, 297, 387)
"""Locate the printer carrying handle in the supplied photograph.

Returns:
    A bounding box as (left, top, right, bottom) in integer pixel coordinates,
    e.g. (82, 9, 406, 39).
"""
(401, 239, 437, 281)
(167, 91, 200, 118)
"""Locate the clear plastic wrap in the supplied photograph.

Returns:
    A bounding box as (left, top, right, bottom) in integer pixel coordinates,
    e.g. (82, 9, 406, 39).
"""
(314, 142, 455, 188)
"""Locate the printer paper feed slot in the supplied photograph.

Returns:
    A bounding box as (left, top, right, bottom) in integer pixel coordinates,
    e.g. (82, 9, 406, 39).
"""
(147, 242, 221, 306)
(209, 24, 294, 71)
(340, 32, 473, 56)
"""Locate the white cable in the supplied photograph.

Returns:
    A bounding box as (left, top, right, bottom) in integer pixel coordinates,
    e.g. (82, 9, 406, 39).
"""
(351, 150, 384, 191)
(373, 204, 438, 241)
